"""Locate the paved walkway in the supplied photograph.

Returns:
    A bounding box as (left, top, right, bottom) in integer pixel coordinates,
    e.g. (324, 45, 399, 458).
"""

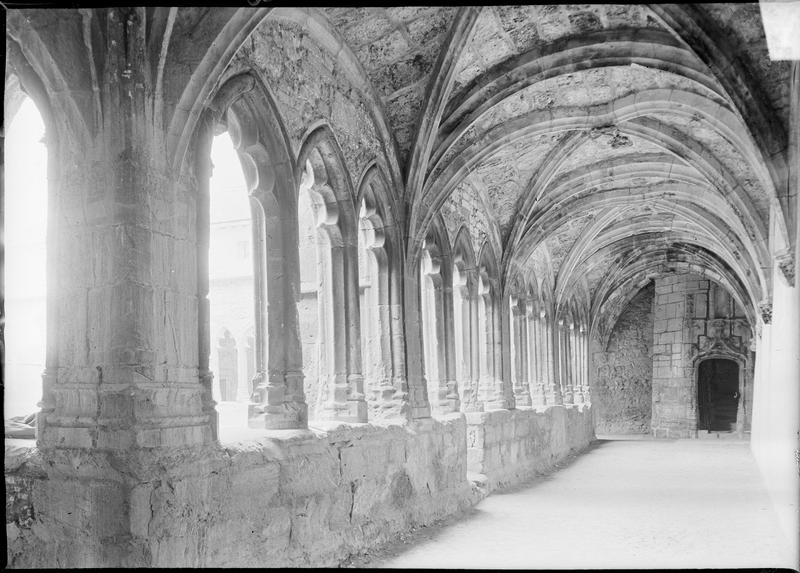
(355, 437, 796, 570)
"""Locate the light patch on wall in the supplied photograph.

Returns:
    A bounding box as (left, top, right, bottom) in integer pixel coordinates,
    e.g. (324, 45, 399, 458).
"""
(760, 0, 800, 60)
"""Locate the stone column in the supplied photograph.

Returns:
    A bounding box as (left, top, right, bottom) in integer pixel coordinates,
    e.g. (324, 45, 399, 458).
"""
(37, 9, 213, 453)
(317, 243, 353, 421)
(528, 304, 546, 406)
(420, 249, 452, 415)
(402, 249, 432, 419)
(495, 291, 514, 409)
(476, 278, 493, 408)
(544, 310, 563, 405)
(386, 239, 413, 420)
(20, 9, 214, 565)
(453, 270, 475, 411)
(511, 297, 532, 407)
(315, 225, 368, 423)
(218, 80, 307, 430)
(441, 273, 461, 413)
(469, 275, 482, 411)
(580, 325, 592, 403)
(344, 238, 368, 422)
(559, 319, 574, 404)
(570, 322, 584, 403)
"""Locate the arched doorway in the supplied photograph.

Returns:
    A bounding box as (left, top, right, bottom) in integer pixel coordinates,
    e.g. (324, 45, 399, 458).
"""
(697, 359, 740, 432)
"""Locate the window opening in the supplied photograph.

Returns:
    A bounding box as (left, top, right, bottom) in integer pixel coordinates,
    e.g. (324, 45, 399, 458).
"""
(208, 130, 255, 429)
(4, 97, 47, 423)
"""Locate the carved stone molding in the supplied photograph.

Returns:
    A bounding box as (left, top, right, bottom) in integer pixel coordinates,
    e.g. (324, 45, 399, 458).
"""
(775, 248, 795, 287)
(758, 300, 773, 324)
(692, 318, 747, 358)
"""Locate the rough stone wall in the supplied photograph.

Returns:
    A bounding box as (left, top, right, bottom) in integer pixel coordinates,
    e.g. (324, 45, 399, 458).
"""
(465, 405, 594, 493)
(6, 418, 474, 568)
(6, 405, 597, 567)
(592, 284, 654, 434)
(5, 442, 45, 566)
(323, 7, 459, 164)
(230, 18, 386, 195)
(440, 179, 493, 257)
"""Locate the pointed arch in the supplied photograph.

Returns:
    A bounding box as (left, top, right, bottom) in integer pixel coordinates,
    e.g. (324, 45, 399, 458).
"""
(419, 214, 460, 415)
(193, 69, 303, 432)
(357, 164, 410, 420)
(295, 124, 366, 423)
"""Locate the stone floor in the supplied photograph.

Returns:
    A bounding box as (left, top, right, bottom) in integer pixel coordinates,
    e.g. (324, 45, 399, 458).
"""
(351, 436, 796, 570)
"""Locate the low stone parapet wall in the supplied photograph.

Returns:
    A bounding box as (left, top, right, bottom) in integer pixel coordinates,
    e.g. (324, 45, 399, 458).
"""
(5, 415, 476, 567)
(6, 406, 594, 567)
(465, 405, 594, 493)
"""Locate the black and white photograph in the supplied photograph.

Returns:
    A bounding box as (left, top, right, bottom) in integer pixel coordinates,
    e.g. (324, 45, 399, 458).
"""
(3, 2, 799, 569)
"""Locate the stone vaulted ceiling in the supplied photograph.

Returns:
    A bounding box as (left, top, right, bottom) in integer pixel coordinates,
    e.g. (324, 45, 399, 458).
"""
(6, 4, 793, 335)
(402, 3, 792, 331)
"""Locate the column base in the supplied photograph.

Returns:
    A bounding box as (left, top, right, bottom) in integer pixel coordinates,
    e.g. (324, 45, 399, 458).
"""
(513, 391, 532, 408)
(368, 392, 413, 423)
(485, 399, 510, 411)
(251, 400, 308, 429)
(445, 379, 461, 413)
(545, 385, 563, 405)
(318, 398, 368, 423)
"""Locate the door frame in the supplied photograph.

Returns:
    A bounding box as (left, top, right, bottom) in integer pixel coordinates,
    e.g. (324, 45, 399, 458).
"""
(694, 353, 746, 436)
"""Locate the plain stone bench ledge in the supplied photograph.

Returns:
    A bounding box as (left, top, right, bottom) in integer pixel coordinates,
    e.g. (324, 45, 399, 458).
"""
(218, 411, 465, 450)
(463, 403, 590, 424)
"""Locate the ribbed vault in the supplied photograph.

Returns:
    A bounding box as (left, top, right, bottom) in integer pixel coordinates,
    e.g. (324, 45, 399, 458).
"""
(401, 3, 791, 335)
(6, 3, 793, 348)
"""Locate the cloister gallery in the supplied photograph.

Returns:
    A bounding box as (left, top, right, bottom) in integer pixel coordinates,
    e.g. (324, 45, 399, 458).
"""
(3, 4, 799, 568)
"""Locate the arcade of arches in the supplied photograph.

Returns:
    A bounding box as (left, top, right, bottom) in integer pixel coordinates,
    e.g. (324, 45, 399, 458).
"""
(4, 5, 799, 568)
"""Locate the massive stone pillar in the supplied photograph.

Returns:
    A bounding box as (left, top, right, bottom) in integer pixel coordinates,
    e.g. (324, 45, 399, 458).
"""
(12, 8, 215, 566)
(36, 9, 213, 455)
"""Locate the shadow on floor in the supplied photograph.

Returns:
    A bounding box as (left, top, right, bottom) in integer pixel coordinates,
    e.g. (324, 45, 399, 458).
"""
(491, 439, 610, 496)
(344, 439, 610, 567)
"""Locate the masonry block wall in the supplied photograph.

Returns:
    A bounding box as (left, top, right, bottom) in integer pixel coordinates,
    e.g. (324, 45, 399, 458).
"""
(5, 407, 593, 567)
(592, 284, 654, 434)
(591, 276, 754, 439)
(6, 420, 474, 567)
(465, 405, 594, 493)
(651, 274, 752, 439)
(650, 275, 699, 438)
